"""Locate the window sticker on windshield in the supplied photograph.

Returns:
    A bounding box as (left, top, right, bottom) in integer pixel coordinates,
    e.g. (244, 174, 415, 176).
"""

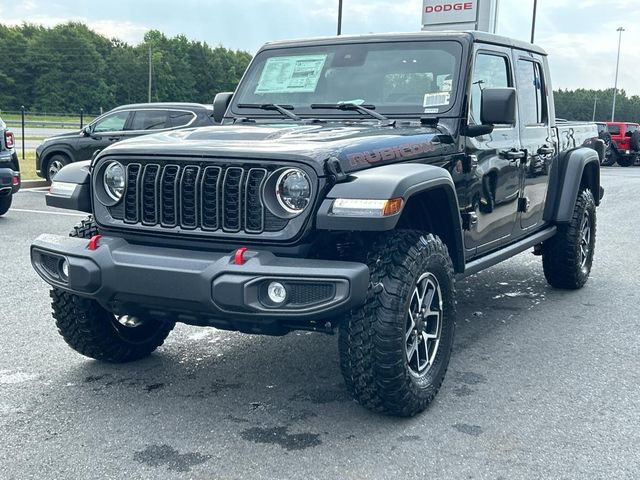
(423, 92, 450, 108)
(255, 55, 327, 94)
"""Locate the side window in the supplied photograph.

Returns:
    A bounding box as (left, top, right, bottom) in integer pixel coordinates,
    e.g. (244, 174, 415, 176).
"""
(92, 111, 130, 133)
(167, 111, 196, 128)
(129, 110, 168, 131)
(625, 125, 638, 137)
(516, 60, 547, 126)
(469, 53, 510, 125)
(607, 125, 620, 135)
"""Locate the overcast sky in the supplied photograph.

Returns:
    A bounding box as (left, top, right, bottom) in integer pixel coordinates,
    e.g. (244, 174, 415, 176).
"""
(1, 0, 638, 95)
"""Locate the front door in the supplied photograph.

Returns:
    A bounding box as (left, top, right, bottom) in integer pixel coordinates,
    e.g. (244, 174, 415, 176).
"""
(514, 55, 554, 231)
(463, 47, 522, 256)
(78, 110, 132, 161)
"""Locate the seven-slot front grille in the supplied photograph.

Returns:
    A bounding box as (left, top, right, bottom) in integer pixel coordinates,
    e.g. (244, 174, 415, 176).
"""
(114, 162, 285, 235)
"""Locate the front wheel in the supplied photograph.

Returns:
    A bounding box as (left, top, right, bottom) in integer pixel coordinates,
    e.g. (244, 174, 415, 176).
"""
(601, 144, 617, 167)
(339, 231, 456, 417)
(52, 290, 174, 363)
(46, 154, 70, 181)
(51, 215, 174, 362)
(542, 189, 596, 289)
(0, 195, 11, 216)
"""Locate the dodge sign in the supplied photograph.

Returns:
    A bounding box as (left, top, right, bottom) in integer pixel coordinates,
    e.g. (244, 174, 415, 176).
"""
(421, 0, 499, 32)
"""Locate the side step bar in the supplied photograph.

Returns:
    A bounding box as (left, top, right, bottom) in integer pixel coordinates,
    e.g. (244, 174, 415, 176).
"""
(459, 226, 557, 279)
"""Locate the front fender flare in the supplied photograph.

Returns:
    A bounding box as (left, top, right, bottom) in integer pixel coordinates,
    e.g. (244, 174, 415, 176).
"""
(316, 163, 465, 272)
(45, 160, 92, 213)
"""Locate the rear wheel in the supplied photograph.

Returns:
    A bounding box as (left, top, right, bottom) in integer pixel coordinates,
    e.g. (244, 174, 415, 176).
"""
(51, 216, 174, 362)
(0, 195, 11, 216)
(542, 189, 596, 289)
(339, 230, 456, 417)
(616, 155, 635, 167)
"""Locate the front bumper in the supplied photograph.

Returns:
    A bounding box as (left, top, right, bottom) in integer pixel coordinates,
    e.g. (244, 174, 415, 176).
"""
(31, 234, 369, 332)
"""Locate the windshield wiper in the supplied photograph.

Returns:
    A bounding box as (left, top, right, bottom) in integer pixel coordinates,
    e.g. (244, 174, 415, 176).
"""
(237, 103, 301, 121)
(310, 103, 390, 122)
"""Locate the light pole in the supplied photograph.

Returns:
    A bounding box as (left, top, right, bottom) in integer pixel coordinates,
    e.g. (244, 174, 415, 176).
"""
(337, 0, 343, 35)
(611, 26, 624, 122)
(530, 0, 538, 44)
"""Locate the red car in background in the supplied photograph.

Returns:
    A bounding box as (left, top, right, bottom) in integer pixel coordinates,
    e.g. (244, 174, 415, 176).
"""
(603, 121, 640, 167)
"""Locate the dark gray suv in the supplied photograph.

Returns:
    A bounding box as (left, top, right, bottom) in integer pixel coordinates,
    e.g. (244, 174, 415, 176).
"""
(36, 103, 216, 180)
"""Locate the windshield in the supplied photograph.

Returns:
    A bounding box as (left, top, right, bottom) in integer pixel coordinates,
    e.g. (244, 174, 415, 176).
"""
(232, 41, 463, 118)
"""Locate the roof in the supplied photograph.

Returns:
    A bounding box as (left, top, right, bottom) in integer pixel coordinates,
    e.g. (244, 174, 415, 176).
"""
(112, 102, 212, 111)
(262, 30, 547, 56)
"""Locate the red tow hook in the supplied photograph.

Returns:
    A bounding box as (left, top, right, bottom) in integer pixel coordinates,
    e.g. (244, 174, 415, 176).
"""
(87, 234, 103, 251)
(233, 247, 248, 265)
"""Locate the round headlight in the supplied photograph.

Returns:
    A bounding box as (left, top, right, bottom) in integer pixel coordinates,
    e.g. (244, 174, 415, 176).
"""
(103, 162, 126, 201)
(276, 168, 311, 214)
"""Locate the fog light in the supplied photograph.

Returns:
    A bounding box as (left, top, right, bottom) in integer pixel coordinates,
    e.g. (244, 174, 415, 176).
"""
(60, 259, 69, 280)
(60, 259, 69, 281)
(267, 282, 287, 305)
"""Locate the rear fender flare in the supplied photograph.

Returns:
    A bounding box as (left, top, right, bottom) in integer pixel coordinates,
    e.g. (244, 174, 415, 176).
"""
(544, 147, 601, 223)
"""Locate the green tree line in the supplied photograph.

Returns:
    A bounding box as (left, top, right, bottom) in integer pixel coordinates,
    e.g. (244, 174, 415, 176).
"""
(554, 88, 639, 123)
(0, 22, 252, 114)
(1, 22, 639, 122)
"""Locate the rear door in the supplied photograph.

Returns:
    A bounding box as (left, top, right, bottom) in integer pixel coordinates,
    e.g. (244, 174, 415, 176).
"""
(514, 53, 554, 231)
(127, 109, 169, 135)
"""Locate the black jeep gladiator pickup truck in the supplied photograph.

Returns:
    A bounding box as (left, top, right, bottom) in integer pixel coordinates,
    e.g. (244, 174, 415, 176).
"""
(0, 116, 20, 215)
(31, 31, 604, 417)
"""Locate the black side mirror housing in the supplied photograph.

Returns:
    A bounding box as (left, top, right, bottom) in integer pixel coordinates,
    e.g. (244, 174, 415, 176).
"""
(81, 126, 92, 137)
(213, 92, 233, 124)
(481, 88, 517, 126)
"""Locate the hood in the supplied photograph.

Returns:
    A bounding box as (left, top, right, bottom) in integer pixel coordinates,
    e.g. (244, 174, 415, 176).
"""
(38, 130, 82, 149)
(104, 122, 456, 175)
(46, 130, 82, 140)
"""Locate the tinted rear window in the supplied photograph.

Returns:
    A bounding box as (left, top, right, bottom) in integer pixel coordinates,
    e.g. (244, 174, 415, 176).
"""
(130, 110, 169, 130)
(625, 125, 638, 135)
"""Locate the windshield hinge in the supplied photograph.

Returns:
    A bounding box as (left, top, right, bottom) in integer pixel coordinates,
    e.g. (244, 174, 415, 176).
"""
(420, 117, 440, 126)
(326, 157, 348, 183)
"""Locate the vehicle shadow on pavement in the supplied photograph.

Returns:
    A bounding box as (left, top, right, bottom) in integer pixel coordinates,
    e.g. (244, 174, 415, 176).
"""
(37, 255, 590, 466)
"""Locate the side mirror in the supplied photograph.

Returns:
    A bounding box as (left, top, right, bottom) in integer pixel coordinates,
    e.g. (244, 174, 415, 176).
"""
(481, 88, 517, 126)
(81, 125, 92, 137)
(212, 92, 233, 124)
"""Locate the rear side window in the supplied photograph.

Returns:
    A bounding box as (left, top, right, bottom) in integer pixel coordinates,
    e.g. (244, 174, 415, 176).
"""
(167, 111, 196, 128)
(516, 59, 547, 126)
(608, 125, 620, 135)
(625, 124, 638, 136)
(469, 53, 510, 125)
(130, 110, 168, 131)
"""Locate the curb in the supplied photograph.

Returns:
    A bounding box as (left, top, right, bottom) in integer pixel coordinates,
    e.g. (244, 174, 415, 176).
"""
(21, 179, 50, 189)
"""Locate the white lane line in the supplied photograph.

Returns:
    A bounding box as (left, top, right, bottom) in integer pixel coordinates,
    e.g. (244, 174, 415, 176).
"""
(18, 188, 49, 193)
(10, 208, 86, 217)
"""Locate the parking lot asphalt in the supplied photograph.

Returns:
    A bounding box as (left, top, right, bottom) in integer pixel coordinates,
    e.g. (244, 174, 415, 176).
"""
(1, 169, 639, 480)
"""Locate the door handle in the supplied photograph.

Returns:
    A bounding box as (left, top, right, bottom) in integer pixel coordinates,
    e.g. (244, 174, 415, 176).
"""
(502, 149, 526, 161)
(537, 146, 555, 155)
(108, 137, 120, 142)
